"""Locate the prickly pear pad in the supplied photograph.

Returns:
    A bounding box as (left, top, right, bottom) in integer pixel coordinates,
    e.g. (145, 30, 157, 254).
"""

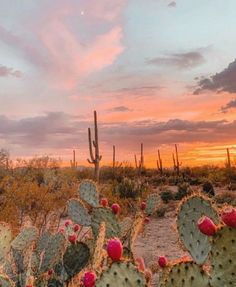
(145, 193, 161, 216)
(63, 242, 90, 279)
(11, 227, 38, 251)
(40, 232, 66, 273)
(209, 226, 236, 287)
(128, 212, 144, 252)
(92, 222, 106, 270)
(0, 222, 12, 262)
(120, 217, 133, 239)
(78, 180, 99, 207)
(158, 261, 209, 287)
(91, 207, 120, 239)
(0, 274, 14, 287)
(177, 194, 219, 264)
(67, 198, 92, 226)
(95, 262, 147, 287)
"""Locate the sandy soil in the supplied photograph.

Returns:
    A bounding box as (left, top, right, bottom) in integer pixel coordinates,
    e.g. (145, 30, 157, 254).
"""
(134, 210, 188, 286)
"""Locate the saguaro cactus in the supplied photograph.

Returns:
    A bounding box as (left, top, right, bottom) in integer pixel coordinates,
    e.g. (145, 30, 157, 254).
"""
(70, 149, 77, 168)
(173, 144, 181, 175)
(226, 148, 231, 168)
(113, 145, 116, 171)
(157, 149, 163, 174)
(87, 111, 102, 181)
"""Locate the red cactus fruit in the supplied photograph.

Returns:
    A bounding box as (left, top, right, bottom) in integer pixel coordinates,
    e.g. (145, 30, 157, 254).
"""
(140, 201, 146, 211)
(58, 227, 65, 233)
(158, 256, 168, 268)
(68, 234, 77, 244)
(135, 257, 145, 272)
(48, 269, 53, 276)
(100, 198, 108, 207)
(111, 203, 120, 215)
(82, 271, 96, 287)
(64, 220, 72, 227)
(197, 216, 217, 236)
(107, 238, 123, 261)
(221, 207, 236, 228)
(73, 224, 81, 232)
(144, 217, 150, 224)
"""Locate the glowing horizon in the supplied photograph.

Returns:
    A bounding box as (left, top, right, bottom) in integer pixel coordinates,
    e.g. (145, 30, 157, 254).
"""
(0, 0, 236, 167)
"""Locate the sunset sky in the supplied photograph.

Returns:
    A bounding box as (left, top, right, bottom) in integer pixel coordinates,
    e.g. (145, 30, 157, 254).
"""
(0, 0, 236, 167)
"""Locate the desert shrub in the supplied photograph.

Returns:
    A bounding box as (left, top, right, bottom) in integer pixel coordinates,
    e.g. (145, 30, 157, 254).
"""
(160, 190, 174, 203)
(174, 182, 191, 200)
(202, 180, 215, 196)
(113, 177, 148, 199)
(215, 191, 236, 206)
(155, 205, 167, 217)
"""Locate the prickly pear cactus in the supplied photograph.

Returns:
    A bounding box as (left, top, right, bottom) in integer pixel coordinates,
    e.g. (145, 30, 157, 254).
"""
(36, 231, 52, 254)
(92, 222, 106, 270)
(0, 222, 12, 262)
(158, 261, 209, 287)
(209, 226, 236, 287)
(120, 217, 132, 239)
(146, 193, 161, 216)
(63, 242, 90, 279)
(67, 199, 91, 226)
(95, 262, 146, 287)
(78, 180, 99, 207)
(128, 212, 144, 252)
(177, 194, 219, 264)
(11, 227, 38, 251)
(40, 233, 66, 273)
(0, 274, 14, 287)
(91, 207, 120, 239)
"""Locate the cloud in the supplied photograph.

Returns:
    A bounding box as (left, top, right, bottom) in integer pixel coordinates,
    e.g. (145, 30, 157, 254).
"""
(220, 99, 236, 113)
(107, 106, 132, 112)
(1, 113, 236, 155)
(168, 1, 176, 7)
(0, 65, 22, 78)
(148, 52, 205, 69)
(194, 59, 236, 94)
(0, 1, 125, 90)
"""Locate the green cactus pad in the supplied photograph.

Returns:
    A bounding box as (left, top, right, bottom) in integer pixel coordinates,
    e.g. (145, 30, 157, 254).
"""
(209, 226, 236, 287)
(36, 231, 52, 254)
(95, 262, 146, 287)
(11, 227, 38, 251)
(91, 207, 120, 238)
(67, 198, 92, 226)
(158, 261, 210, 287)
(40, 232, 66, 273)
(92, 222, 106, 270)
(0, 274, 14, 287)
(120, 217, 133, 239)
(146, 193, 161, 216)
(128, 212, 144, 251)
(63, 242, 90, 279)
(0, 222, 12, 262)
(78, 180, 99, 207)
(177, 194, 219, 264)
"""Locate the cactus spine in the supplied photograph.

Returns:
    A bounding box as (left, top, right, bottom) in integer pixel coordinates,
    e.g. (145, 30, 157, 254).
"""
(87, 111, 102, 182)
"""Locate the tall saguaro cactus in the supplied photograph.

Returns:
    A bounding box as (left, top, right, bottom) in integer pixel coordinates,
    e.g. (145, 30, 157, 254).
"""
(87, 111, 102, 181)
(157, 149, 163, 174)
(173, 144, 181, 175)
(226, 148, 231, 168)
(70, 149, 77, 168)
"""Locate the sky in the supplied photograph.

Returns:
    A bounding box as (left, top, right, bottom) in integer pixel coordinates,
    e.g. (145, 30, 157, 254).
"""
(0, 0, 236, 167)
